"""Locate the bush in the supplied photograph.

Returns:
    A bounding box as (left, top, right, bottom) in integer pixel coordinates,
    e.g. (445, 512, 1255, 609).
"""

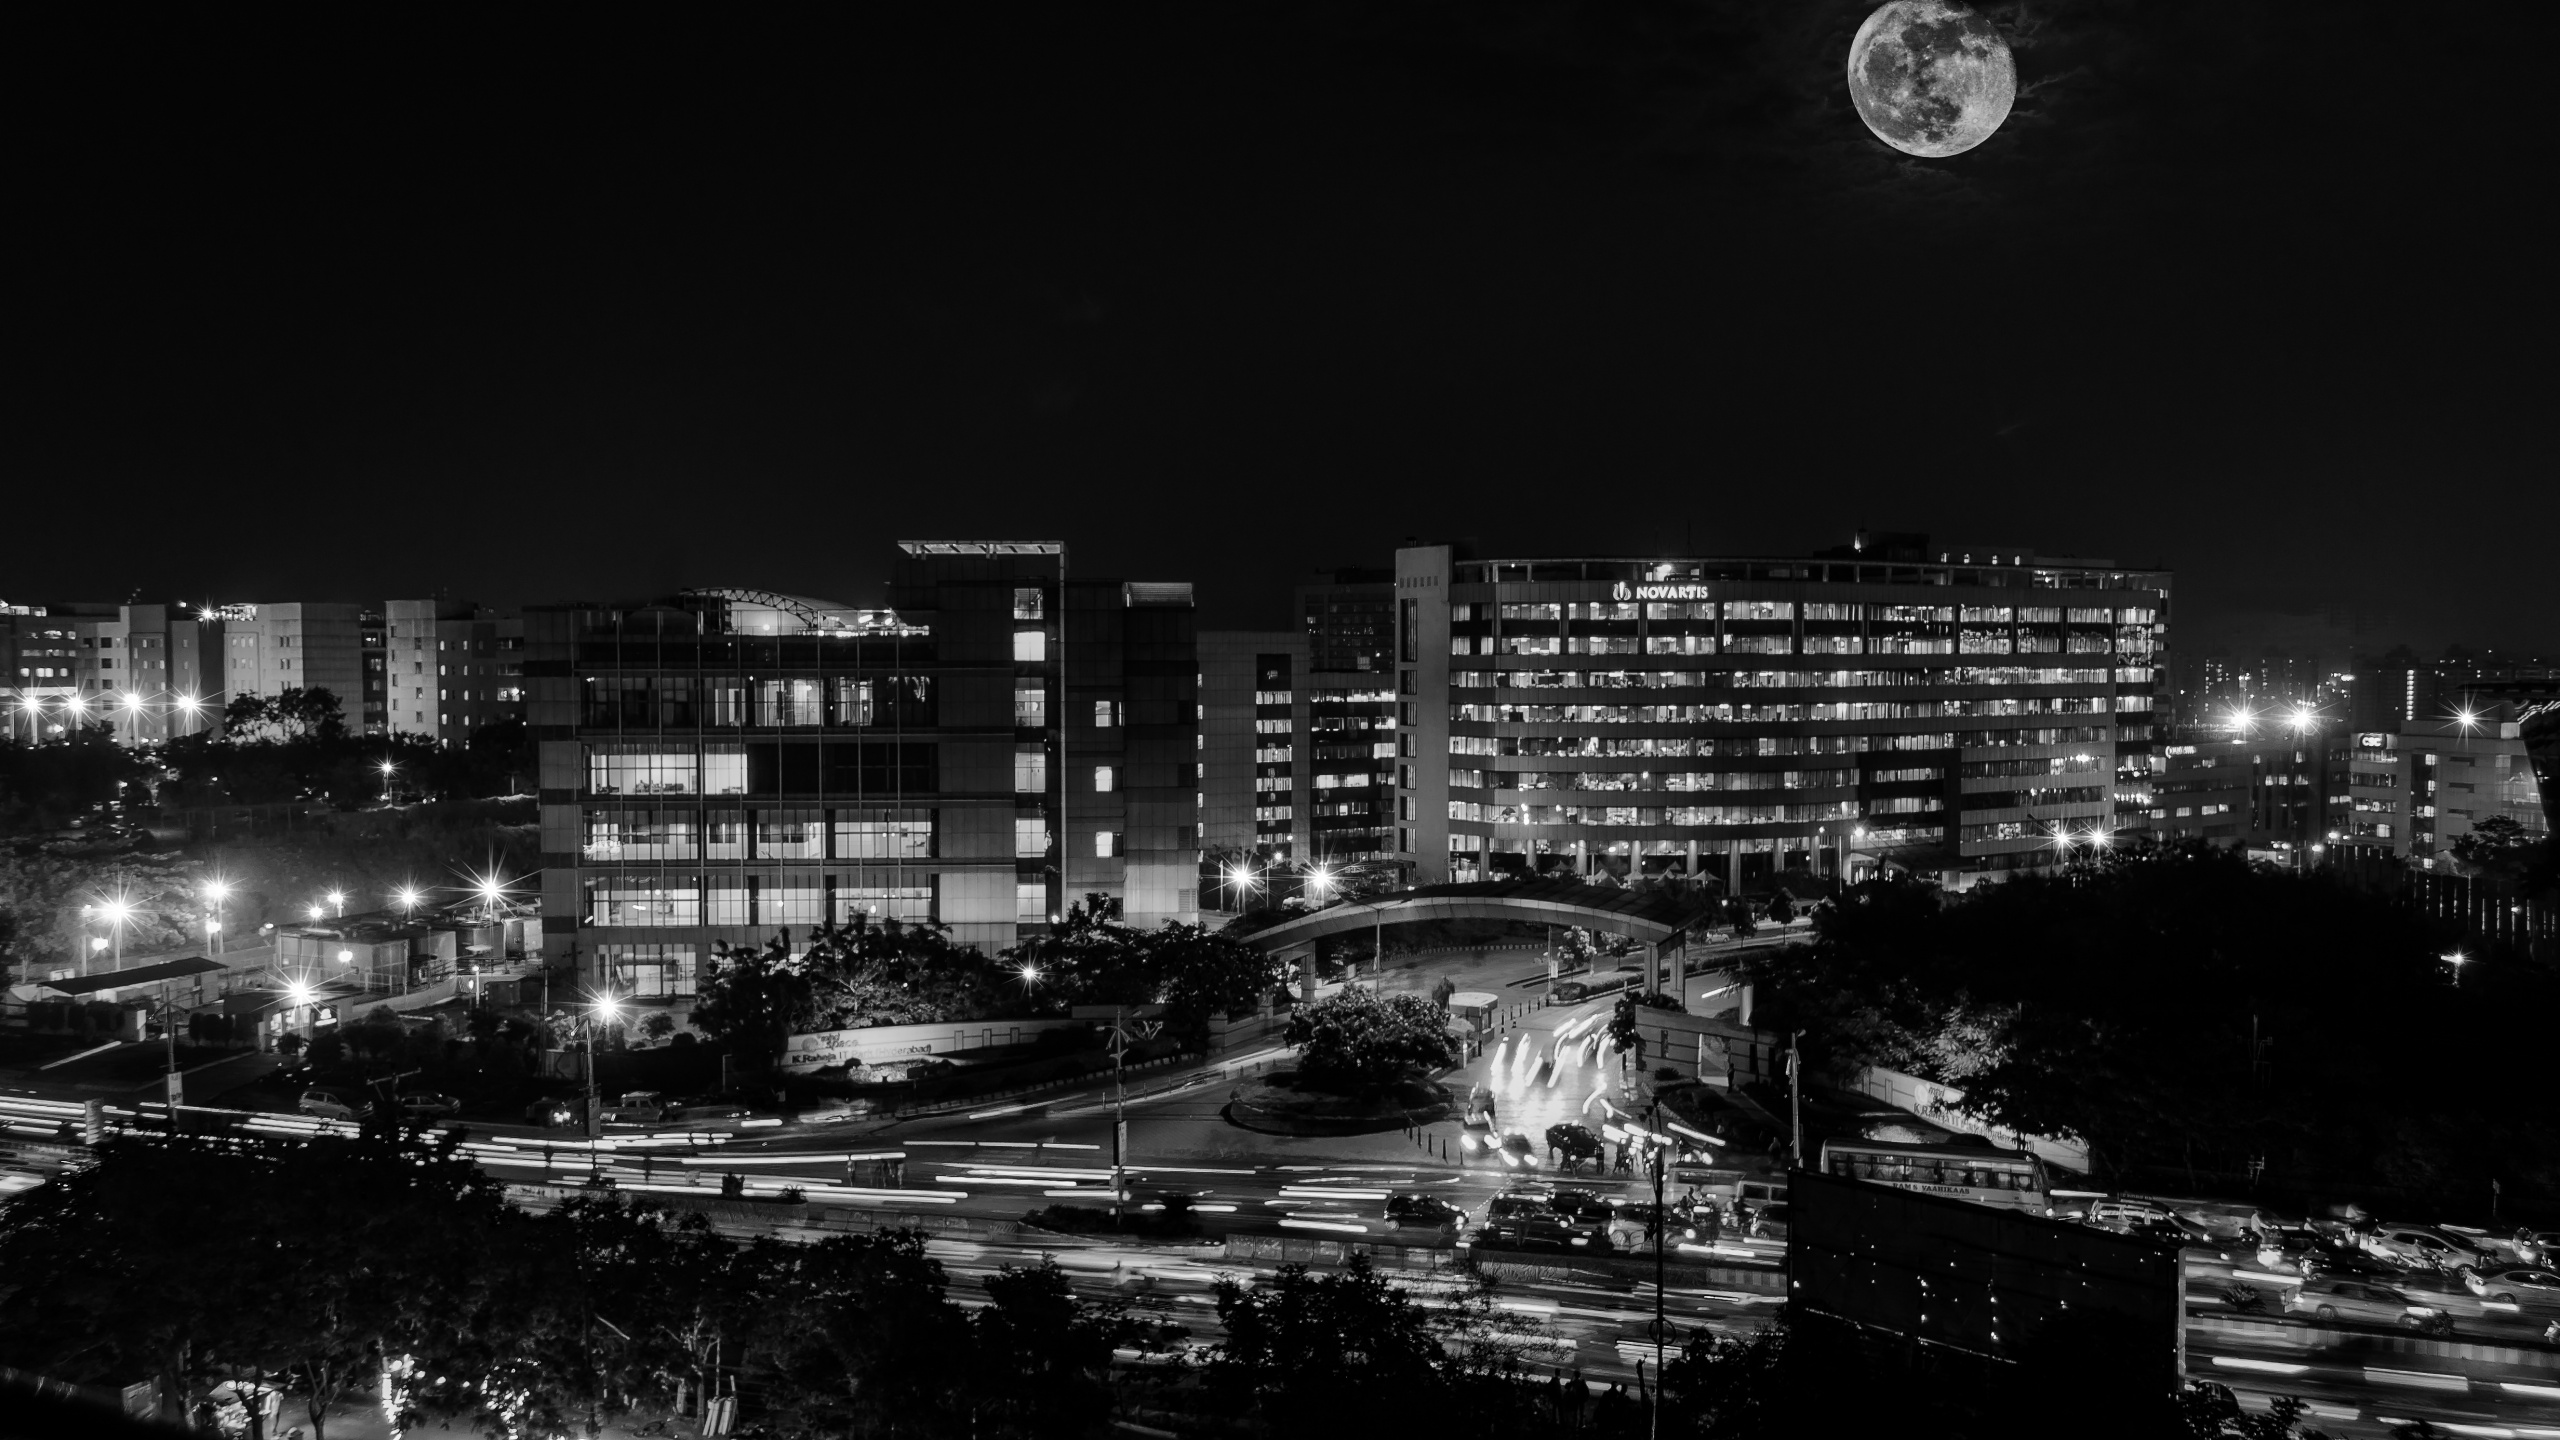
(1283, 990, 1461, 1093)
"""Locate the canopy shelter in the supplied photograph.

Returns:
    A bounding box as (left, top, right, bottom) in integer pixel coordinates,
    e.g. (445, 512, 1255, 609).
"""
(39, 956, 227, 997)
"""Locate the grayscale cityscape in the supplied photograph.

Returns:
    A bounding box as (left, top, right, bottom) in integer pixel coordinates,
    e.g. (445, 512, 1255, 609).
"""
(4, 4, 2554, 1439)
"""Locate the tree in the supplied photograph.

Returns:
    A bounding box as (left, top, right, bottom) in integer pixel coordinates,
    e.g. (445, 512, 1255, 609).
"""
(0, 1125, 508, 1436)
(1745, 844, 2559, 1207)
(1004, 908, 1287, 1031)
(1766, 890, 1797, 926)
(741, 1228, 967, 1434)
(0, 845, 205, 985)
(1207, 1257, 1445, 1425)
(1725, 894, 1759, 939)
(1283, 988, 1460, 1091)
(964, 1259, 1136, 1434)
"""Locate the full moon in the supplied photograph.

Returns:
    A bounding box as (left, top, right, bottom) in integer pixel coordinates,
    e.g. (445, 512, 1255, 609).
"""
(1846, 1, 2015, 159)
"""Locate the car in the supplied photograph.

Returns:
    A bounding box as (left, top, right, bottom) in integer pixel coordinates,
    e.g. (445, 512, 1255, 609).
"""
(2087, 1198, 2207, 1241)
(1466, 1214, 1606, 1254)
(1487, 1190, 1558, 1224)
(1544, 1187, 1613, 1225)
(2473, 1268, 2560, 1309)
(1606, 1202, 1698, 1249)
(2386, 1270, 2504, 1321)
(396, 1091, 462, 1118)
(2367, 1226, 2489, 1272)
(298, 1087, 375, 1122)
(1385, 1193, 1466, 1228)
(2284, 1279, 2440, 1329)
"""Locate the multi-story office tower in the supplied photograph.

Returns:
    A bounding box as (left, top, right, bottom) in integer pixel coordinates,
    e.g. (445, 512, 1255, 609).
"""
(1198, 630, 1300, 864)
(384, 600, 527, 741)
(530, 543, 1200, 997)
(1384, 539, 2170, 891)
(1199, 569, 1401, 874)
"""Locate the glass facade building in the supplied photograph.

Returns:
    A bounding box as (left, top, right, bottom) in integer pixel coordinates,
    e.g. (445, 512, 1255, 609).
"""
(1387, 541, 2171, 890)
(532, 543, 1200, 999)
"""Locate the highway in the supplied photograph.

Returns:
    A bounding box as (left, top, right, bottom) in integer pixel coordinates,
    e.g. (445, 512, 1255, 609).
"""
(6, 1019, 2558, 1437)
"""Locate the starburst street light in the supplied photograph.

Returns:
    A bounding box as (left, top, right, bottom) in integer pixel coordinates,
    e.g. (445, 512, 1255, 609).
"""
(395, 886, 422, 914)
(2443, 950, 2467, 986)
(1305, 863, 1336, 903)
(1226, 862, 1261, 912)
(306, 904, 326, 922)
(1017, 963, 1043, 988)
(326, 890, 346, 917)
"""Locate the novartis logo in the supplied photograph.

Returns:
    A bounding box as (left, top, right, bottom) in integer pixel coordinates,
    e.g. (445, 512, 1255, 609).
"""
(1611, 582, 1713, 601)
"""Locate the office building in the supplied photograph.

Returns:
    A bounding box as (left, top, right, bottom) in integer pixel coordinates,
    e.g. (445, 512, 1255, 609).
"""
(1376, 537, 2169, 891)
(3, 602, 226, 743)
(2402, 700, 2548, 869)
(1197, 630, 1299, 862)
(1198, 568, 1404, 875)
(530, 543, 1201, 998)
(384, 600, 527, 742)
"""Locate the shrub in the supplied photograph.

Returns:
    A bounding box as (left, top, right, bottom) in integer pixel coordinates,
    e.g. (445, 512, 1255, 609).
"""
(1283, 989, 1461, 1092)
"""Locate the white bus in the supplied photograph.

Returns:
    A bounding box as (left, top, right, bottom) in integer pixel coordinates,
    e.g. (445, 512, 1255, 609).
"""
(1818, 1137, 2050, 1213)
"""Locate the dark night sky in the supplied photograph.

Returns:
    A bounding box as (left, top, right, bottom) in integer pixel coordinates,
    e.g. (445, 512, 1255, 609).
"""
(16, 2, 2554, 658)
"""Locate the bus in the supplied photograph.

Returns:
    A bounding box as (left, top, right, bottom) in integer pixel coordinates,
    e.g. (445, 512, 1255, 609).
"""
(1817, 1137, 2050, 1213)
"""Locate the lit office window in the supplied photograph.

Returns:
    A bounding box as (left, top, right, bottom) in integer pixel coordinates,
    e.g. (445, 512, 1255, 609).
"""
(1015, 817, 1049, 857)
(1015, 630, 1047, 663)
(1094, 766, 1116, 793)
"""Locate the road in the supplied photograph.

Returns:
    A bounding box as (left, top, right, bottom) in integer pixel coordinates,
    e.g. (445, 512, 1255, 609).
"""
(6, 978, 2557, 1438)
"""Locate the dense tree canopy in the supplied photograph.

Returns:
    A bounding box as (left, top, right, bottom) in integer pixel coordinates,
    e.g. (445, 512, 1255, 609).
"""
(1744, 843, 2559, 1210)
(1282, 988, 1461, 1092)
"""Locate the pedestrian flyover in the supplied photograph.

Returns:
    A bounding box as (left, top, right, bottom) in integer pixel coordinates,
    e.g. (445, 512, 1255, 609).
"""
(1228, 878, 1724, 1001)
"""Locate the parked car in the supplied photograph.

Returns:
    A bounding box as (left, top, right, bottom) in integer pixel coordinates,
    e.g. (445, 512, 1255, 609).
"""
(298, 1087, 375, 1122)
(396, 1091, 462, 1118)
(1385, 1193, 1466, 1229)
(2473, 1268, 2560, 1309)
(2284, 1279, 2439, 1329)
(2367, 1226, 2490, 1271)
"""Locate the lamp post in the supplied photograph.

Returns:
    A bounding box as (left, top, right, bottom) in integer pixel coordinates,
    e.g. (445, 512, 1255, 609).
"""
(92, 898, 132, 979)
(586, 995, 622, 1139)
(327, 890, 346, 919)
(203, 880, 230, 957)
(379, 759, 397, 805)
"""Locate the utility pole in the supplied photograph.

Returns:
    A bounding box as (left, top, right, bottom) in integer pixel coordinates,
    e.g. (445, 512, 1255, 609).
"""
(1788, 1030, 1805, 1166)
(1649, 1092, 1667, 1440)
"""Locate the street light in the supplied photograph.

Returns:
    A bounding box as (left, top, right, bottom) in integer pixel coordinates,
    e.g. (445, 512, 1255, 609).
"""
(1305, 863, 1335, 904)
(395, 886, 422, 914)
(306, 903, 326, 922)
(1226, 862, 1260, 913)
(378, 759, 396, 803)
(91, 897, 132, 978)
(2443, 950, 2467, 986)
(203, 879, 231, 956)
(584, 995, 624, 1138)
(326, 890, 346, 918)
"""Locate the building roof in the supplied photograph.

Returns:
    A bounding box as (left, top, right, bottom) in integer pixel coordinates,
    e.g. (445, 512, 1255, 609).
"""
(41, 956, 228, 996)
